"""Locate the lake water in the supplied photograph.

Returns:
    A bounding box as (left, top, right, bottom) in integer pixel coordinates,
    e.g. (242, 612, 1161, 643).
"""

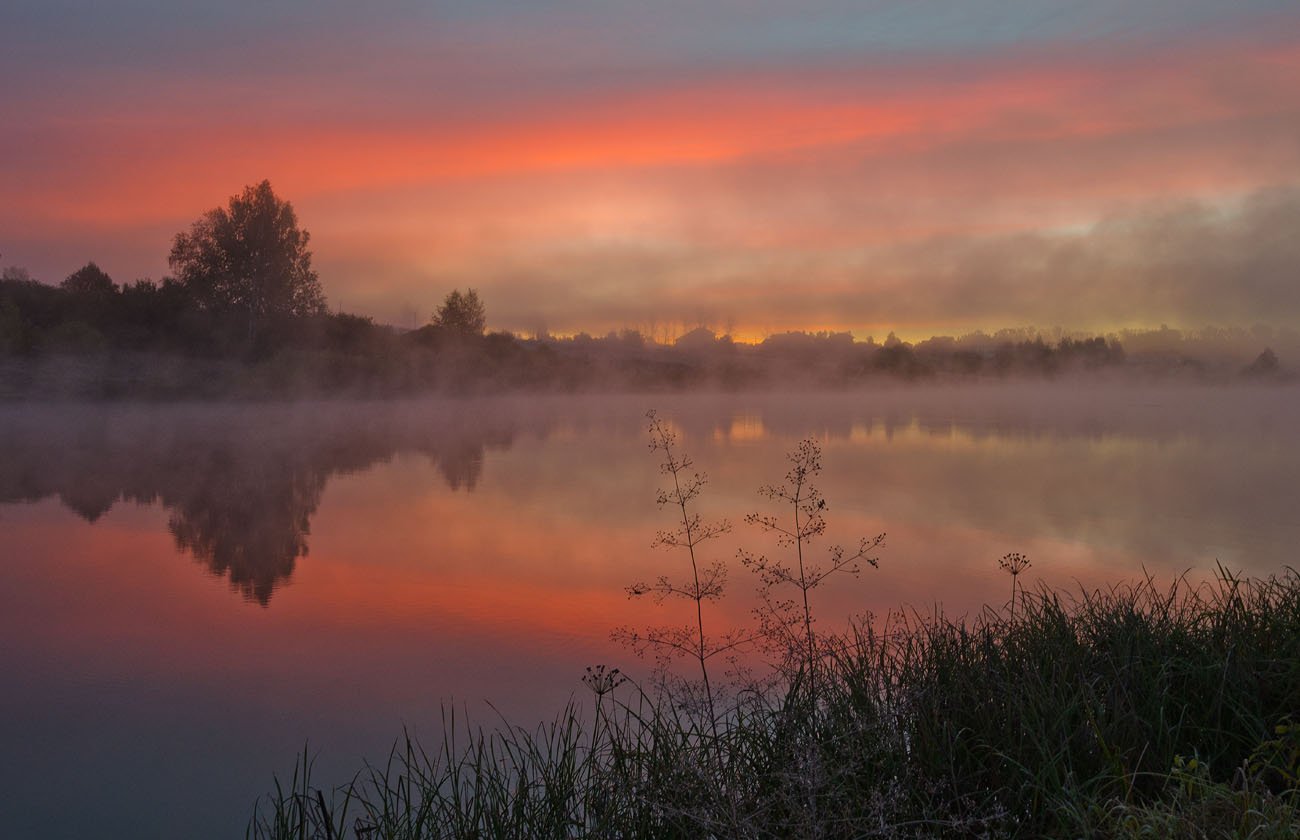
(3, 384, 1298, 838)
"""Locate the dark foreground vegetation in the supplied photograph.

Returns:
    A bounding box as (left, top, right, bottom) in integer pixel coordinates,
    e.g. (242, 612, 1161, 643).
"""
(2, 181, 1290, 399)
(249, 569, 1300, 839)
(249, 424, 1299, 838)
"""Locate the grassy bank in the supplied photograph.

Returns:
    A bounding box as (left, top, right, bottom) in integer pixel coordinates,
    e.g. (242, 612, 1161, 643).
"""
(249, 567, 1300, 839)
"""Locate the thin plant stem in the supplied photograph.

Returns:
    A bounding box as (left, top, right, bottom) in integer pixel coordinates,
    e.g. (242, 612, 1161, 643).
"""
(666, 438, 717, 730)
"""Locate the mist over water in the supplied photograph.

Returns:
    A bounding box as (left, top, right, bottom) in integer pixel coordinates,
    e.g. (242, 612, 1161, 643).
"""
(2, 383, 1298, 838)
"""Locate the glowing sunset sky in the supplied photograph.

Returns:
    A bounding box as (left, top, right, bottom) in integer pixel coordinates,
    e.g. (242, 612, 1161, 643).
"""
(4, 1, 1299, 339)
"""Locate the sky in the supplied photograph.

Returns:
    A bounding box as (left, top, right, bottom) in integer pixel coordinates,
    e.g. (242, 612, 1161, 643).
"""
(3, 1, 1299, 340)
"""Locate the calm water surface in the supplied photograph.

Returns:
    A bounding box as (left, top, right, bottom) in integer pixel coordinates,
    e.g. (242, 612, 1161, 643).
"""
(3, 385, 1298, 838)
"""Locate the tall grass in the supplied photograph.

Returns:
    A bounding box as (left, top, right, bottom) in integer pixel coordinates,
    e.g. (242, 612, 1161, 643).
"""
(250, 567, 1300, 838)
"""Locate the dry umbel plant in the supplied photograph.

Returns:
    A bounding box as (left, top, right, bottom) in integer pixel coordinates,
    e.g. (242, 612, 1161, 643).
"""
(613, 410, 750, 727)
(740, 437, 885, 695)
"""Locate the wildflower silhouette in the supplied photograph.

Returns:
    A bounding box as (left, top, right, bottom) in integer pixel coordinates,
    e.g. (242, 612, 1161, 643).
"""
(740, 437, 884, 695)
(613, 410, 748, 727)
(999, 551, 1031, 620)
(581, 665, 627, 698)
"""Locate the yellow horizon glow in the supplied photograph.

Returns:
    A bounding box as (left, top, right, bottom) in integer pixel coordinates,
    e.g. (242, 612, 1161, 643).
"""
(500, 320, 1193, 346)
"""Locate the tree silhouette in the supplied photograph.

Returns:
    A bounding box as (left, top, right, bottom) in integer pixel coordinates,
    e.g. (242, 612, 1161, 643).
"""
(432, 288, 486, 335)
(59, 261, 118, 333)
(61, 262, 116, 297)
(168, 181, 326, 340)
(1245, 347, 1280, 377)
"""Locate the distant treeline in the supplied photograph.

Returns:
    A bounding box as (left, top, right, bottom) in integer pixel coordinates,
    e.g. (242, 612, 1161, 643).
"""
(2, 178, 1288, 399)
(0, 264, 1289, 400)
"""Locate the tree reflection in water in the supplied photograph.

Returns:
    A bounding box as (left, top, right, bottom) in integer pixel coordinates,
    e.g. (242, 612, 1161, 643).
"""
(3, 387, 1298, 605)
(166, 448, 326, 604)
(0, 401, 533, 604)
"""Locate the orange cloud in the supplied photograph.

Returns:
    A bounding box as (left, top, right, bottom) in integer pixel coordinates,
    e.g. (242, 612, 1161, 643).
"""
(16, 35, 1298, 224)
(6, 28, 1299, 333)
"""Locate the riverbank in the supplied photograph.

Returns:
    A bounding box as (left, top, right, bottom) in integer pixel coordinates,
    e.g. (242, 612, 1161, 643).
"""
(250, 567, 1300, 838)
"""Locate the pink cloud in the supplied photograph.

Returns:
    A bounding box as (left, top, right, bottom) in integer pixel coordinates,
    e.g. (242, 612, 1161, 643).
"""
(4, 27, 1298, 333)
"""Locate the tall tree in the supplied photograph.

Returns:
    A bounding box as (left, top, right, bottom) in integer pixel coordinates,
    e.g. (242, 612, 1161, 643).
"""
(61, 262, 116, 297)
(169, 181, 326, 339)
(60, 261, 118, 331)
(432, 288, 486, 335)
